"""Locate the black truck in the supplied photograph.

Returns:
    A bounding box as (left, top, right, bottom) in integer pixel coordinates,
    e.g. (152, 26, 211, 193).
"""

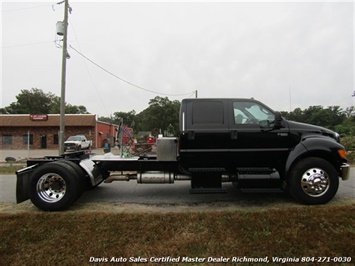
(16, 98, 350, 211)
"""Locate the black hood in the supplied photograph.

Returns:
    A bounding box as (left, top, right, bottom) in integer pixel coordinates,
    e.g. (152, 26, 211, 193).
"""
(286, 120, 339, 142)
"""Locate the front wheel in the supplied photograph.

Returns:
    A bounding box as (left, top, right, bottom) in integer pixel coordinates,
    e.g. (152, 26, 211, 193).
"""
(288, 157, 339, 205)
(29, 161, 81, 211)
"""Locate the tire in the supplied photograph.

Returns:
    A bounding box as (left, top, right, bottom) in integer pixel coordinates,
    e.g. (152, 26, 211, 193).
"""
(29, 161, 81, 211)
(55, 160, 88, 194)
(288, 157, 339, 205)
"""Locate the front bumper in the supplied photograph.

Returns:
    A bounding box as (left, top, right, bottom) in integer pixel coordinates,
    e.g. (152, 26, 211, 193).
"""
(341, 163, 350, 180)
(64, 146, 78, 151)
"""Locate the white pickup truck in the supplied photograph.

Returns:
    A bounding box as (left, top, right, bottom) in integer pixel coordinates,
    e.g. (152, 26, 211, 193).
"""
(64, 135, 92, 152)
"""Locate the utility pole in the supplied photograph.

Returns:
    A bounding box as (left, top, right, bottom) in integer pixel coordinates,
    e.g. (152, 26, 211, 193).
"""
(195, 90, 198, 98)
(59, 0, 69, 154)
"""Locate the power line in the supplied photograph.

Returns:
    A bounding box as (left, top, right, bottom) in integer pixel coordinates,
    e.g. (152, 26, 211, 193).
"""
(2, 3, 53, 12)
(2, 41, 55, 49)
(68, 20, 110, 117)
(69, 45, 195, 97)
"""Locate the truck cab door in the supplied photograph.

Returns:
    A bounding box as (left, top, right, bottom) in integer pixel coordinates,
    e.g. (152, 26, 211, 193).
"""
(179, 99, 230, 169)
(228, 100, 291, 170)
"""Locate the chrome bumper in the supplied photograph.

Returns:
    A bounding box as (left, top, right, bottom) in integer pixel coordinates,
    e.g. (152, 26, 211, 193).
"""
(341, 163, 350, 180)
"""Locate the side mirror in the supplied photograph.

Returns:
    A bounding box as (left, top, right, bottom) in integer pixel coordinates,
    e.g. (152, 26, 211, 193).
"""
(274, 111, 283, 129)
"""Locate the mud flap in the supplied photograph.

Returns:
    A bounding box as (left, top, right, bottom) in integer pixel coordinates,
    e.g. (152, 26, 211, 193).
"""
(16, 164, 38, 203)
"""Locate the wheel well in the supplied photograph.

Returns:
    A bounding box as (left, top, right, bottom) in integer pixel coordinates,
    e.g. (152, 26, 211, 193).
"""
(286, 151, 338, 181)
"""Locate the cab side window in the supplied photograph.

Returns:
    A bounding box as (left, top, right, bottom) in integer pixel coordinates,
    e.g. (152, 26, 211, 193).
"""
(233, 101, 275, 126)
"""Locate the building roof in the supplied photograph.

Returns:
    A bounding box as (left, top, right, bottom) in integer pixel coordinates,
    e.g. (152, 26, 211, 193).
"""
(0, 114, 96, 127)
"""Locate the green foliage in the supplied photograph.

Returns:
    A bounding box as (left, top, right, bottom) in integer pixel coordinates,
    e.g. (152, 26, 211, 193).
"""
(1, 88, 54, 114)
(341, 136, 355, 164)
(0, 88, 89, 114)
(341, 136, 355, 151)
(136, 96, 180, 135)
(282, 105, 355, 135)
(99, 96, 180, 136)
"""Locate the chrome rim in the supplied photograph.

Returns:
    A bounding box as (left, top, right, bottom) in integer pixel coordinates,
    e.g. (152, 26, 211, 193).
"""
(36, 173, 66, 203)
(301, 168, 330, 197)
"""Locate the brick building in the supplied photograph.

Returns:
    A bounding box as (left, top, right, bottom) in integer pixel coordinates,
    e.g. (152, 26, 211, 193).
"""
(0, 114, 118, 150)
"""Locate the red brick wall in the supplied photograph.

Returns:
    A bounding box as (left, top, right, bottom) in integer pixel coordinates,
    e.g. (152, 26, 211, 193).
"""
(96, 122, 117, 148)
(0, 126, 96, 149)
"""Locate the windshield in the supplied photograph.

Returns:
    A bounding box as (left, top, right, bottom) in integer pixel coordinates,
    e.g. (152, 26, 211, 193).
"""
(67, 136, 82, 141)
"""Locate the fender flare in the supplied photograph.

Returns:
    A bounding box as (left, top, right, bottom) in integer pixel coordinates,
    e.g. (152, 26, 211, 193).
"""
(285, 142, 307, 176)
(79, 158, 105, 187)
(285, 137, 344, 177)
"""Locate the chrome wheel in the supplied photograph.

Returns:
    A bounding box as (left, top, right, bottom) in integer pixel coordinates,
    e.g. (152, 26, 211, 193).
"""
(301, 168, 330, 197)
(36, 173, 67, 203)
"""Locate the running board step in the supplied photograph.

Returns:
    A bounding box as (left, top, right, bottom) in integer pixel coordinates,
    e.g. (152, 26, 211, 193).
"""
(189, 168, 226, 173)
(240, 188, 283, 193)
(189, 188, 227, 194)
(237, 167, 275, 174)
(237, 167, 279, 180)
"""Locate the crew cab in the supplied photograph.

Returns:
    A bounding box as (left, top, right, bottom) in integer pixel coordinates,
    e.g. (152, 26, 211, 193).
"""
(16, 98, 350, 211)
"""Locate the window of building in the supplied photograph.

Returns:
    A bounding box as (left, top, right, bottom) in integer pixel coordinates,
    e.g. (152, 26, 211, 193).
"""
(53, 134, 59, 145)
(23, 134, 34, 145)
(2, 135, 13, 145)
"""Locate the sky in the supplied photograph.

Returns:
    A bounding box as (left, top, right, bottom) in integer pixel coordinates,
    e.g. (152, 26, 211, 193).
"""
(1, 0, 354, 118)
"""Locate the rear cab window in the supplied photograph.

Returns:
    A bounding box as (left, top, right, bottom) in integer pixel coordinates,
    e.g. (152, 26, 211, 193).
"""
(192, 101, 225, 126)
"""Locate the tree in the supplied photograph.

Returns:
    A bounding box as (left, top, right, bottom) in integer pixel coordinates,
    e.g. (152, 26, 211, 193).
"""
(2, 88, 89, 114)
(282, 105, 354, 135)
(136, 96, 180, 135)
(3, 88, 54, 114)
(113, 110, 136, 127)
(99, 97, 181, 135)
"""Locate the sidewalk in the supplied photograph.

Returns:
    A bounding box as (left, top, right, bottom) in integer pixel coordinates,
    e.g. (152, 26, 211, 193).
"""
(0, 148, 117, 163)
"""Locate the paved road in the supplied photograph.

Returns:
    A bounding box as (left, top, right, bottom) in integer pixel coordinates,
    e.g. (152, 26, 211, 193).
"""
(1, 168, 354, 205)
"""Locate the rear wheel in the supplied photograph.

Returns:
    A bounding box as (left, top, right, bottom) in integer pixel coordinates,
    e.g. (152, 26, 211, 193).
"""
(55, 160, 88, 194)
(29, 161, 81, 211)
(289, 157, 339, 205)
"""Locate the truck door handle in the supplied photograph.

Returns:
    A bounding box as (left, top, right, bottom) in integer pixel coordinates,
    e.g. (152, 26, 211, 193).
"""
(231, 130, 238, 140)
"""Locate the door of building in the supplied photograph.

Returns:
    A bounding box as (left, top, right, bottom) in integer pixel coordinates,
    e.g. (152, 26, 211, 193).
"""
(41, 135, 47, 149)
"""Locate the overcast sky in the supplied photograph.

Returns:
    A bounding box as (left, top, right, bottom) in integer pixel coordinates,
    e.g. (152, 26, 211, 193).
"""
(1, 0, 354, 117)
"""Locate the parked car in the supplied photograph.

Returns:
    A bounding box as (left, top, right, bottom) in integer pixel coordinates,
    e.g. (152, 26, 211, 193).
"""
(64, 135, 92, 152)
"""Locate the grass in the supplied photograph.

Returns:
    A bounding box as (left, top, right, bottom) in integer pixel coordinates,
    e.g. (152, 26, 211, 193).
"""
(0, 164, 26, 174)
(1, 205, 354, 265)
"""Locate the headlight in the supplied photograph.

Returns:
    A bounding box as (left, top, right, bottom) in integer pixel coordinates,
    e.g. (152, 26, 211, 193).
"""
(334, 132, 340, 143)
